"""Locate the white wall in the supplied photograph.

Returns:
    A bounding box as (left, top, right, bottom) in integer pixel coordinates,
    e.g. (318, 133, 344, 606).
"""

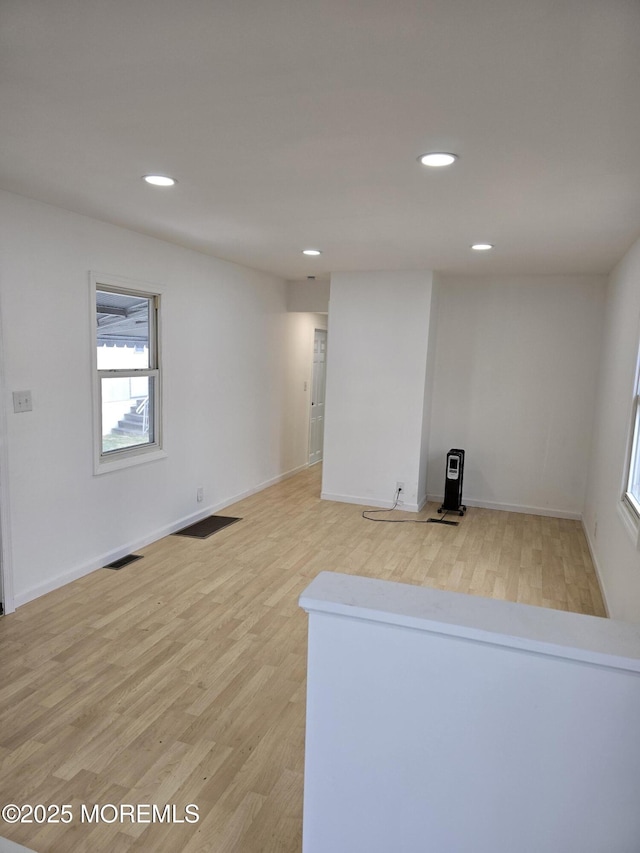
(417, 275, 440, 508)
(584, 235, 640, 621)
(300, 572, 640, 853)
(0, 191, 312, 607)
(427, 275, 605, 518)
(322, 271, 434, 510)
(286, 279, 330, 314)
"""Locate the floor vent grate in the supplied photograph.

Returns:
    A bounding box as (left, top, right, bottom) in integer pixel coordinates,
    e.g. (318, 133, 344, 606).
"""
(174, 515, 242, 539)
(104, 554, 143, 570)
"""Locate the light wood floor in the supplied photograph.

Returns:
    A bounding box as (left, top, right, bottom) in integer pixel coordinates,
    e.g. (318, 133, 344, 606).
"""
(0, 465, 605, 852)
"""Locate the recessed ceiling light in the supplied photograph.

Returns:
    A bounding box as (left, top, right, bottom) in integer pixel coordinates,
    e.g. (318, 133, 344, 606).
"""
(302, 249, 322, 256)
(471, 243, 494, 251)
(143, 175, 177, 187)
(418, 152, 458, 167)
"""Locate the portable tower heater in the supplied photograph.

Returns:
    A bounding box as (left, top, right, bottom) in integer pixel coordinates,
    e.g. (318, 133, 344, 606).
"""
(438, 449, 466, 516)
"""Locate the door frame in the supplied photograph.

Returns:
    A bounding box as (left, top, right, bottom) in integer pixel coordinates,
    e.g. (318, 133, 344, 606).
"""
(0, 292, 14, 614)
(308, 326, 328, 466)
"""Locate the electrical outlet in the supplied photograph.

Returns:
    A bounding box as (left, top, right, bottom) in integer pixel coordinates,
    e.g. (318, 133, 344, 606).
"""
(396, 481, 404, 502)
(197, 487, 204, 503)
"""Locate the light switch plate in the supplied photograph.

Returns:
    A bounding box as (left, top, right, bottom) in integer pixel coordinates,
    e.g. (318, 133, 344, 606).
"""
(13, 390, 32, 413)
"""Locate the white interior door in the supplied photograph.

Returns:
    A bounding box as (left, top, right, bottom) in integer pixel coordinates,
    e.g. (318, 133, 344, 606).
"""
(309, 329, 327, 465)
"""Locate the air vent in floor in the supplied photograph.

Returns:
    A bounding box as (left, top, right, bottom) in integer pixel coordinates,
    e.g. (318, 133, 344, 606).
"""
(104, 554, 143, 570)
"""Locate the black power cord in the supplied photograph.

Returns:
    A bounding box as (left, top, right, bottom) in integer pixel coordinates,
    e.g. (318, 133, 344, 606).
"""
(362, 488, 460, 525)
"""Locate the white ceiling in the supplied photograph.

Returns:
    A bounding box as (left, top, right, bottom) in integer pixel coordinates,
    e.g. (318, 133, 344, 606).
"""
(2, 0, 640, 280)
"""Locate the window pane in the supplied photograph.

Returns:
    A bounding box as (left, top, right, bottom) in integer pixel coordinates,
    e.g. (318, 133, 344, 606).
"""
(101, 376, 154, 454)
(627, 398, 640, 509)
(96, 290, 150, 370)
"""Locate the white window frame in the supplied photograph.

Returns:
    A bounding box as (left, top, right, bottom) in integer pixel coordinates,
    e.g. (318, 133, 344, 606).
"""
(91, 272, 166, 475)
(619, 324, 640, 548)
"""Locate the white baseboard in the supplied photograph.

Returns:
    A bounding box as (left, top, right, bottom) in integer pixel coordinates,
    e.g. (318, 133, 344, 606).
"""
(13, 463, 309, 609)
(426, 494, 582, 521)
(320, 492, 582, 521)
(321, 491, 582, 520)
(321, 492, 422, 513)
(580, 520, 611, 619)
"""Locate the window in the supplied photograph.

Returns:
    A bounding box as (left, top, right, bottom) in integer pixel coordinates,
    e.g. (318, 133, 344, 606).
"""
(91, 274, 164, 473)
(624, 350, 640, 515)
(621, 330, 640, 546)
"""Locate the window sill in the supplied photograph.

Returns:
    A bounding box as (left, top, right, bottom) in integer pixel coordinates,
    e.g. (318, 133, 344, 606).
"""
(94, 446, 167, 476)
(617, 499, 640, 550)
